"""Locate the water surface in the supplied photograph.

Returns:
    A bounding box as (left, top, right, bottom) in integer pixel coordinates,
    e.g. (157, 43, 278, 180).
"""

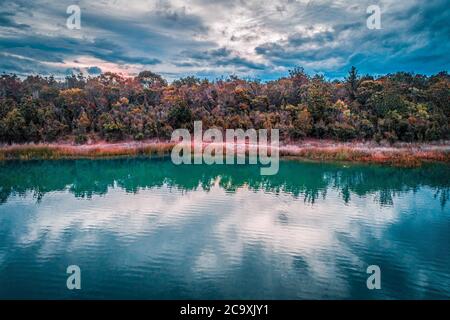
(0, 158, 449, 299)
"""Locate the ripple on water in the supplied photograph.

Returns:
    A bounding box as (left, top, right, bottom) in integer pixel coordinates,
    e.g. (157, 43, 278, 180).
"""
(0, 160, 449, 299)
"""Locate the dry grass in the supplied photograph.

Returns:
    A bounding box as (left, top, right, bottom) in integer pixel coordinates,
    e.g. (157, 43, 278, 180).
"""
(0, 140, 449, 167)
(0, 142, 175, 161)
(279, 145, 450, 167)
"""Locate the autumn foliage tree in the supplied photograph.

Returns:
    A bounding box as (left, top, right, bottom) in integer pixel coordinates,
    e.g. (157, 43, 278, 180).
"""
(0, 68, 449, 145)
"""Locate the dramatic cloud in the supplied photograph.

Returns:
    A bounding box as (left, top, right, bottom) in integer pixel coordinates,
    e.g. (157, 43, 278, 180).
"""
(0, 0, 448, 80)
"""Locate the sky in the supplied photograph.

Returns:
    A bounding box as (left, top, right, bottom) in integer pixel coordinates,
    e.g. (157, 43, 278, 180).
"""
(0, 0, 449, 81)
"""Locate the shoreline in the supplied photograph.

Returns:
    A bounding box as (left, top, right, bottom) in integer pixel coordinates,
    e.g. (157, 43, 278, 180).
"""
(0, 140, 449, 167)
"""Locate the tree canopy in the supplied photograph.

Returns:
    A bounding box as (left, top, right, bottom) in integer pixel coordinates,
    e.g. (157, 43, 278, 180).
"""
(0, 67, 448, 144)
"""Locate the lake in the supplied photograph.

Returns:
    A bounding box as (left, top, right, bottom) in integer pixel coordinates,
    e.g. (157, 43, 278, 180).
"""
(0, 158, 449, 299)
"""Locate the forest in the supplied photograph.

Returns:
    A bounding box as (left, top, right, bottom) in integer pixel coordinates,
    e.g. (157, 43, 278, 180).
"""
(0, 67, 449, 145)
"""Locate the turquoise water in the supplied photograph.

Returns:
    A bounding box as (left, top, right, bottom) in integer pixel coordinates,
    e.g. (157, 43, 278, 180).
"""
(0, 158, 449, 299)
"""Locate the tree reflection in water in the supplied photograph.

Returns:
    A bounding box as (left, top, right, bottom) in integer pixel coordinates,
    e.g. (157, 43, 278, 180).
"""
(0, 158, 449, 208)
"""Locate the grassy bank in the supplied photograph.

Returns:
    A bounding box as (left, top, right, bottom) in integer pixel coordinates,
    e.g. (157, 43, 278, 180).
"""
(0, 141, 449, 167)
(280, 146, 449, 167)
(0, 142, 175, 161)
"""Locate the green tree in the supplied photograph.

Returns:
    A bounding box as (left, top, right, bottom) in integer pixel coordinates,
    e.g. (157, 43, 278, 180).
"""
(168, 102, 193, 129)
(0, 108, 27, 143)
(346, 66, 359, 100)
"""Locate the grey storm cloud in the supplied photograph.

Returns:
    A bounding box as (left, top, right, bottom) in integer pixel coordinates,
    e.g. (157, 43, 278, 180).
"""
(0, 35, 162, 66)
(0, 11, 30, 29)
(180, 47, 267, 70)
(253, 0, 450, 76)
(0, 0, 448, 80)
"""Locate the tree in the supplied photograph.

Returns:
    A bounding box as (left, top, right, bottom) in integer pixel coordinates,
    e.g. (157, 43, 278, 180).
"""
(306, 77, 332, 124)
(168, 102, 193, 129)
(137, 71, 167, 88)
(0, 108, 27, 143)
(172, 76, 201, 87)
(346, 66, 359, 100)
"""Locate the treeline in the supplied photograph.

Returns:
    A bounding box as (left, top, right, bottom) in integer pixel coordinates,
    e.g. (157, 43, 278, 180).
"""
(0, 67, 449, 144)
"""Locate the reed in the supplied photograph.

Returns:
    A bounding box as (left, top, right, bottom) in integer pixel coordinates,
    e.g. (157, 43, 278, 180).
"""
(0, 142, 448, 167)
(278, 145, 449, 167)
(0, 143, 176, 161)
